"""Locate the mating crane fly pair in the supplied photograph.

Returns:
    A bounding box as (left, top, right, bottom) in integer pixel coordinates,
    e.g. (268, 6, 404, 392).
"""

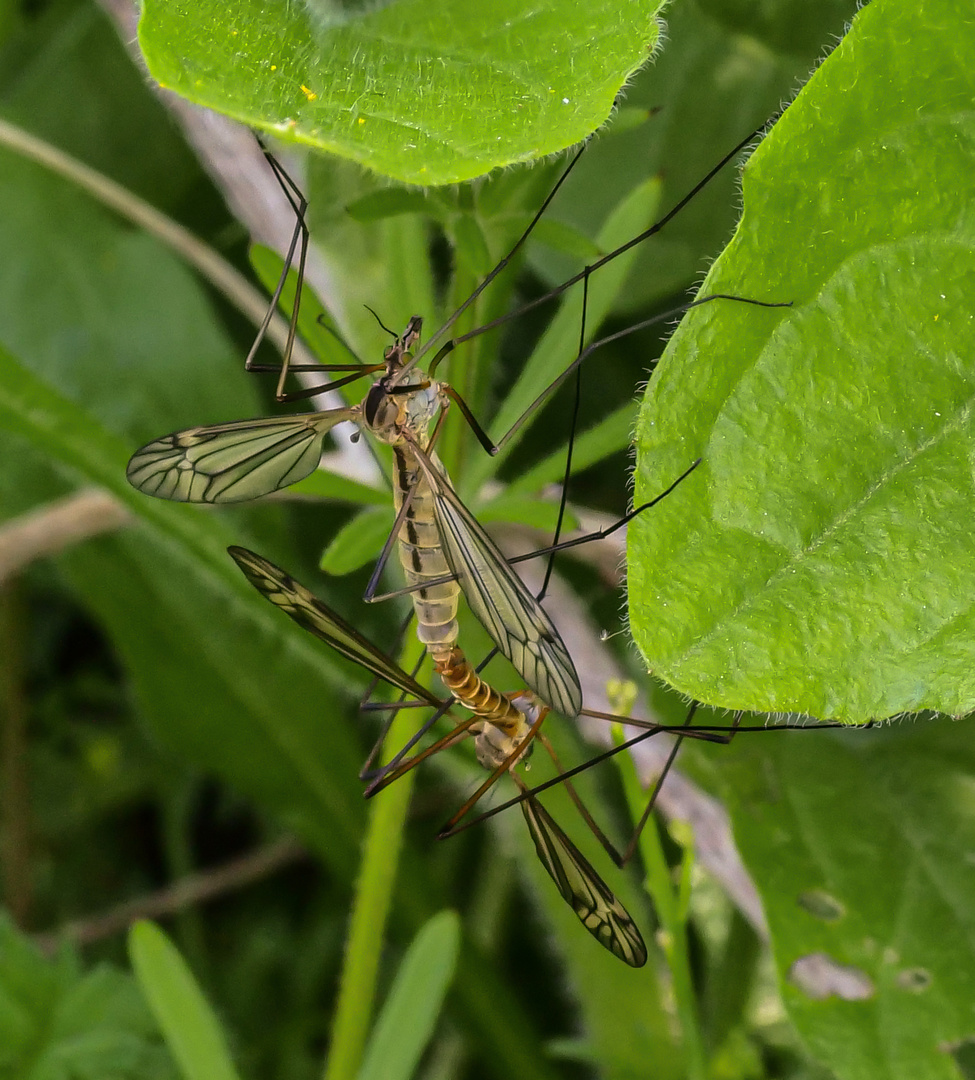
(126, 122, 791, 965)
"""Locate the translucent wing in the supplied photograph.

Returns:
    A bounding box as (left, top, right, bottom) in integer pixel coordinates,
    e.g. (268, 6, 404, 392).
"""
(520, 794, 647, 968)
(228, 546, 444, 709)
(412, 450, 582, 718)
(127, 410, 357, 503)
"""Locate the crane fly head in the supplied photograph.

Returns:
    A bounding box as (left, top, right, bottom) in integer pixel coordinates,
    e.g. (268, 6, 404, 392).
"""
(385, 314, 425, 388)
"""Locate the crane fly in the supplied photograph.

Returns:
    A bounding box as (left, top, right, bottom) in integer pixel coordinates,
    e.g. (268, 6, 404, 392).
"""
(228, 544, 649, 965)
(127, 316, 582, 716)
(127, 122, 788, 720)
(226, 546, 803, 965)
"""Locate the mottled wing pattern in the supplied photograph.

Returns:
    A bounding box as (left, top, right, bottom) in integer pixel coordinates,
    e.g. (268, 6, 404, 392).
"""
(413, 451, 582, 718)
(228, 546, 444, 709)
(126, 410, 356, 503)
(521, 795, 647, 968)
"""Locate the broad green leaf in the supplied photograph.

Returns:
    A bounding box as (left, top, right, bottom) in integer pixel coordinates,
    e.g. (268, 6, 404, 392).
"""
(630, 0, 975, 721)
(356, 911, 460, 1080)
(346, 189, 435, 223)
(530, 217, 604, 262)
(129, 922, 241, 1080)
(138, 0, 665, 185)
(450, 212, 494, 281)
(691, 717, 975, 1080)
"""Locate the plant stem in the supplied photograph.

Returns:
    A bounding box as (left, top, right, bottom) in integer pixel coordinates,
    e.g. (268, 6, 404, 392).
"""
(0, 117, 304, 364)
(323, 636, 425, 1080)
(617, 735, 708, 1080)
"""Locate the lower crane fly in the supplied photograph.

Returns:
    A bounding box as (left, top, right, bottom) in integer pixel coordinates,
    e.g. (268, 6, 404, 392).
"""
(227, 545, 746, 967)
(228, 544, 644, 965)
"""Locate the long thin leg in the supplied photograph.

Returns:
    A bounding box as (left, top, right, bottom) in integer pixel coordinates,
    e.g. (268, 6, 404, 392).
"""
(534, 731, 628, 869)
(361, 458, 702, 606)
(438, 706, 549, 834)
(242, 147, 308, 394)
(364, 713, 482, 795)
(424, 116, 783, 377)
(439, 707, 757, 839)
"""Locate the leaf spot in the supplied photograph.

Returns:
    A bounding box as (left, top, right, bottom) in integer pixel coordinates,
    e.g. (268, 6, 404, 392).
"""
(788, 953, 874, 1001)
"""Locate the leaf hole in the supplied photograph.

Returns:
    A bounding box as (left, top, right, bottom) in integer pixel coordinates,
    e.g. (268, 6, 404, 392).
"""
(896, 966, 932, 993)
(943, 1035, 975, 1080)
(787, 953, 874, 1001)
(797, 889, 845, 921)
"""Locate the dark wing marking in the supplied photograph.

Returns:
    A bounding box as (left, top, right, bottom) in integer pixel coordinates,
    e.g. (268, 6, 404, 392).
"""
(127, 410, 357, 503)
(411, 450, 582, 718)
(521, 795, 647, 968)
(228, 546, 444, 708)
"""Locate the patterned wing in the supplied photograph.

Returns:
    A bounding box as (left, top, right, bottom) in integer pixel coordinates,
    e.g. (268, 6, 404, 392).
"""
(521, 795, 647, 968)
(127, 410, 356, 503)
(412, 450, 582, 718)
(228, 546, 443, 708)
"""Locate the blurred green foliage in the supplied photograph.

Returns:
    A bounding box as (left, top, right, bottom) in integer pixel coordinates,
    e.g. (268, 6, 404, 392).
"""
(2, 2, 971, 1080)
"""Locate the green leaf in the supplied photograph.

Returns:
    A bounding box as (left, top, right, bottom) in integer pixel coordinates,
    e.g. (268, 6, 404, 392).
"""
(530, 216, 604, 261)
(321, 505, 396, 575)
(346, 189, 436, 223)
(138, 0, 666, 185)
(0, 343, 368, 874)
(291, 467, 389, 505)
(696, 718, 975, 1080)
(466, 174, 663, 495)
(129, 922, 241, 1080)
(505, 402, 635, 496)
(450, 212, 494, 281)
(475, 494, 577, 535)
(0, 914, 175, 1080)
(629, 0, 975, 721)
(356, 911, 460, 1080)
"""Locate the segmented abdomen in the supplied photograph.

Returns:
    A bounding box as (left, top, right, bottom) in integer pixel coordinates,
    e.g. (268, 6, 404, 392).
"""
(392, 447, 459, 659)
(433, 647, 522, 732)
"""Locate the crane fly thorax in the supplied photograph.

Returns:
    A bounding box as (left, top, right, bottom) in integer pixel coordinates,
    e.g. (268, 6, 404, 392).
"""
(363, 317, 442, 446)
(362, 378, 443, 444)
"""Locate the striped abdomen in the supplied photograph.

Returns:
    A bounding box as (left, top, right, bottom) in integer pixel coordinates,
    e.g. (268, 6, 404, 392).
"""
(434, 647, 544, 771)
(392, 447, 460, 660)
